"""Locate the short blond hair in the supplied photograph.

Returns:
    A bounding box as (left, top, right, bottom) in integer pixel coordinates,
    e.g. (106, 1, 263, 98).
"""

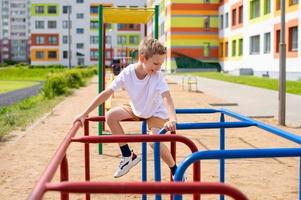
(139, 38, 166, 60)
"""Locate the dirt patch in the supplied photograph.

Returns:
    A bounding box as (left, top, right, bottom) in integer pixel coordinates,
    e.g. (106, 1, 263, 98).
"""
(0, 76, 300, 200)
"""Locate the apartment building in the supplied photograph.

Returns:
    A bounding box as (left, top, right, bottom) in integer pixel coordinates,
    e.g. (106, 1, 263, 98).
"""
(0, 0, 30, 63)
(30, 0, 146, 67)
(219, 0, 300, 80)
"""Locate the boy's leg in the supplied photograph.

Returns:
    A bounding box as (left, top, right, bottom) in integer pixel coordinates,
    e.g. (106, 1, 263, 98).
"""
(106, 105, 141, 178)
(147, 117, 175, 168)
(147, 117, 187, 181)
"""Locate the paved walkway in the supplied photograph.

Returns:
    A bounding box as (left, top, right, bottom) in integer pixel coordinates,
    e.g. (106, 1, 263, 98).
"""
(166, 75, 301, 127)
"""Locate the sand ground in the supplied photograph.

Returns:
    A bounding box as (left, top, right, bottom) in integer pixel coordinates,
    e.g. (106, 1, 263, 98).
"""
(0, 76, 300, 200)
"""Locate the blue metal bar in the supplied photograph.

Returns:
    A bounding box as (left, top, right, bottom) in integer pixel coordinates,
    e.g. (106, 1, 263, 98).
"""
(174, 148, 301, 200)
(219, 114, 225, 200)
(176, 108, 221, 114)
(221, 108, 301, 144)
(176, 122, 255, 129)
(300, 157, 301, 200)
(141, 121, 147, 200)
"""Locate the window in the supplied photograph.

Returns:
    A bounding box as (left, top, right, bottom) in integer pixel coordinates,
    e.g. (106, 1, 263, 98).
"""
(289, 26, 298, 51)
(77, 57, 85, 66)
(48, 51, 57, 59)
(63, 21, 71, 29)
(36, 36, 45, 44)
(35, 6, 44, 14)
(250, 35, 260, 54)
(219, 43, 224, 57)
(105, 50, 111, 59)
(264, 32, 271, 53)
(76, 0, 84, 3)
(63, 36, 68, 44)
(225, 13, 229, 28)
(48, 36, 58, 44)
(90, 36, 98, 44)
(90, 6, 98, 14)
(48, 6, 57, 14)
(264, 0, 271, 14)
(238, 38, 243, 56)
(90, 21, 98, 29)
(77, 43, 84, 49)
(204, 16, 210, 30)
(231, 9, 236, 26)
(76, 28, 84, 34)
(238, 6, 243, 24)
(36, 51, 44, 59)
(76, 13, 84, 19)
(289, 0, 298, 6)
(232, 40, 236, 56)
(117, 24, 126, 29)
(117, 35, 126, 44)
(35, 21, 44, 29)
(48, 21, 57, 29)
(276, 30, 280, 52)
(63, 51, 68, 59)
(250, 0, 260, 19)
(129, 36, 139, 44)
(63, 5, 71, 14)
(203, 43, 210, 57)
(90, 50, 98, 60)
(220, 14, 224, 29)
(225, 42, 228, 57)
(106, 36, 112, 45)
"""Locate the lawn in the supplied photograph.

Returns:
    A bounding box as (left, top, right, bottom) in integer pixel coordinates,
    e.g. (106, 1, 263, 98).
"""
(178, 72, 301, 95)
(0, 80, 40, 94)
(0, 67, 66, 81)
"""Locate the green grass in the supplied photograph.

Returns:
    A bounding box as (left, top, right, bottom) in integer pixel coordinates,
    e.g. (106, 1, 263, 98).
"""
(178, 72, 301, 95)
(0, 80, 40, 94)
(0, 94, 64, 139)
(0, 67, 66, 81)
(0, 66, 97, 139)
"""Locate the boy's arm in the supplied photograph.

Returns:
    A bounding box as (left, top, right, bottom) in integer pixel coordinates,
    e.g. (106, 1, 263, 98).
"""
(74, 88, 114, 126)
(161, 91, 177, 131)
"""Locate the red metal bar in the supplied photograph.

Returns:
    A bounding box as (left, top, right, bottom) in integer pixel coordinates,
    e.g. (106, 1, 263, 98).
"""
(72, 134, 200, 184)
(84, 120, 90, 200)
(60, 155, 69, 200)
(28, 121, 81, 200)
(45, 182, 248, 200)
(170, 130, 177, 200)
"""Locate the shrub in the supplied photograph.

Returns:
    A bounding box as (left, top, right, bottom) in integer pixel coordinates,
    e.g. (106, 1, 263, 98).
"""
(66, 71, 84, 88)
(43, 74, 68, 98)
(43, 67, 97, 99)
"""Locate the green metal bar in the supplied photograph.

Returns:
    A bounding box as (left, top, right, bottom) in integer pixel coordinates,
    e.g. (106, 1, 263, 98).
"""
(154, 5, 159, 39)
(98, 5, 104, 154)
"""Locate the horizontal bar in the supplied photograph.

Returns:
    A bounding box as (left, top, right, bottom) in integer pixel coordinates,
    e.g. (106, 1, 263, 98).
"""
(175, 148, 301, 183)
(158, 121, 256, 134)
(71, 135, 197, 152)
(221, 108, 301, 144)
(176, 108, 221, 114)
(45, 181, 248, 200)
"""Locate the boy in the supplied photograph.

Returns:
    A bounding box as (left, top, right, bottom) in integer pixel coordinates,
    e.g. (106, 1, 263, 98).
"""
(74, 38, 181, 179)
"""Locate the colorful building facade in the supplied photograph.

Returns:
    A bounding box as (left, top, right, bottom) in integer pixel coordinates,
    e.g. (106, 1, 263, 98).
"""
(30, 0, 145, 67)
(219, 0, 300, 80)
(148, 0, 300, 80)
(147, 0, 221, 73)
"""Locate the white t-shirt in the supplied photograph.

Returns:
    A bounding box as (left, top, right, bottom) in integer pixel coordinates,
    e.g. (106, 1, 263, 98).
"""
(109, 64, 169, 119)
